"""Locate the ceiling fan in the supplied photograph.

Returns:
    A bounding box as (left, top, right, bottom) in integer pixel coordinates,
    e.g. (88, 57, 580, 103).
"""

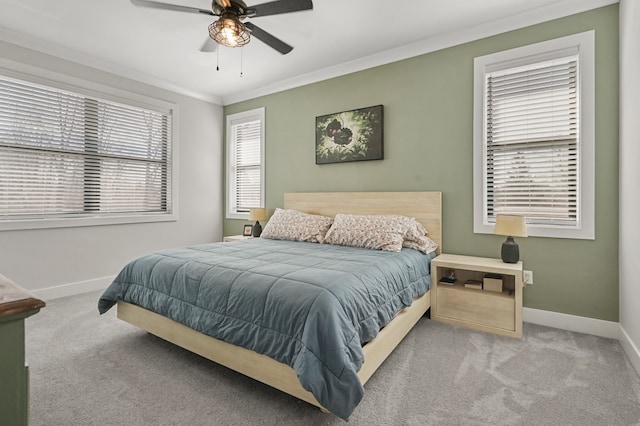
(131, 0, 313, 54)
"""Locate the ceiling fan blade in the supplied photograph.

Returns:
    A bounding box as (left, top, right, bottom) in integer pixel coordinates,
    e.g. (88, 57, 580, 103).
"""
(244, 22, 293, 55)
(200, 38, 218, 53)
(249, 0, 313, 17)
(130, 0, 215, 16)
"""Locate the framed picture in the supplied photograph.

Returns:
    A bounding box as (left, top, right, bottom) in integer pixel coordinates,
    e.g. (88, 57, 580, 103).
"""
(243, 224, 253, 237)
(315, 105, 383, 164)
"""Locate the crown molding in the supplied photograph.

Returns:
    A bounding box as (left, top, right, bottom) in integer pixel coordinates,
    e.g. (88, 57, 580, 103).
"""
(0, 26, 223, 105)
(222, 0, 617, 105)
(0, 0, 617, 106)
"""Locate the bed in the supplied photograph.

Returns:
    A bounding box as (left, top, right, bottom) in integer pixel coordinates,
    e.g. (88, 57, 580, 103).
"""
(98, 191, 442, 419)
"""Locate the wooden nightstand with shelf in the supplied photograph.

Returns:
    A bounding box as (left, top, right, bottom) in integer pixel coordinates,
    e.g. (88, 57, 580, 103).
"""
(222, 235, 253, 242)
(431, 254, 523, 338)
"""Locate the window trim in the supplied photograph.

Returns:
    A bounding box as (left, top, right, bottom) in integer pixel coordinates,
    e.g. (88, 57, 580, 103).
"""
(473, 31, 595, 240)
(226, 107, 265, 220)
(0, 63, 179, 231)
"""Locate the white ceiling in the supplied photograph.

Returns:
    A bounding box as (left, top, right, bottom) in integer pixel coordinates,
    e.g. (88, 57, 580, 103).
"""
(0, 0, 615, 105)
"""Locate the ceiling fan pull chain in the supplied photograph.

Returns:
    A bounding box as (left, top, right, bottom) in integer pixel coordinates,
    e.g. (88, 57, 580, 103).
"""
(240, 48, 243, 77)
(216, 48, 220, 71)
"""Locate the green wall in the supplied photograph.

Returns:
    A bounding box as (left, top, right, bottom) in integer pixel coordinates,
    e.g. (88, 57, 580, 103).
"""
(224, 6, 619, 321)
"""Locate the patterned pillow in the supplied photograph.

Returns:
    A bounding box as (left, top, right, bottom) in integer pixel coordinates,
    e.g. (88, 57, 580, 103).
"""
(403, 235, 439, 254)
(400, 217, 438, 254)
(322, 214, 408, 252)
(260, 208, 334, 243)
(323, 213, 438, 254)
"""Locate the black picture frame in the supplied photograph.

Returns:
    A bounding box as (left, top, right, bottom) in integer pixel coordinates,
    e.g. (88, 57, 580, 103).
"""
(315, 105, 384, 164)
(242, 224, 253, 237)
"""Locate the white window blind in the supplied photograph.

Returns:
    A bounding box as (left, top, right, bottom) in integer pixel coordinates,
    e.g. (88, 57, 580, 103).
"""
(233, 120, 261, 212)
(226, 107, 264, 218)
(0, 74, 171, 223)
(485, 56, 579, 227)
(474, 31, 594, 240)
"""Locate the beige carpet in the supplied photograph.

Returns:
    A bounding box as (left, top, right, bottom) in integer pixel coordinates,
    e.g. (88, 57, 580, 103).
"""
(26, 290, 640, 425)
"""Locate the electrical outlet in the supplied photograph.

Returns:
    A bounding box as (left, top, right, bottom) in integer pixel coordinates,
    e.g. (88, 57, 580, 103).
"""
(523, 270, 533, 285)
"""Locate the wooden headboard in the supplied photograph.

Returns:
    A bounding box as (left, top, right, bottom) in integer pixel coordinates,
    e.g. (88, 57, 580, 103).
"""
(284, 192, 442, 254)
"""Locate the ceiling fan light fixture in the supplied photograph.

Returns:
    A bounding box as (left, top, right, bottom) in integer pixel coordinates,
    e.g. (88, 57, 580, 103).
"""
(208, 13, 250, 47)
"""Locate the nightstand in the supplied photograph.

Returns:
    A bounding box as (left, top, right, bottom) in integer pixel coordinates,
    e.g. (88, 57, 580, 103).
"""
(222, 235, 253, 242)
(431, 254, 523, 338)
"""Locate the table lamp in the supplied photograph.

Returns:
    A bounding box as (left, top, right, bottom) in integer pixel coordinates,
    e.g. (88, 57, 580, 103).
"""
(494, 214, 527, 263)
(249, 208, 267, 237)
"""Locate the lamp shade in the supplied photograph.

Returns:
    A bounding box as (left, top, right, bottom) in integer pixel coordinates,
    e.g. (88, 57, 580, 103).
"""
(494, 214, 528, 238)
(249, 208, 266, 222)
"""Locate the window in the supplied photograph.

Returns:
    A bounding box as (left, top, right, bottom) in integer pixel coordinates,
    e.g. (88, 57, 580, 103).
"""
(226, 108, 265, 219)
(0, 72, 176, 231)
(473, 31, 594, 239)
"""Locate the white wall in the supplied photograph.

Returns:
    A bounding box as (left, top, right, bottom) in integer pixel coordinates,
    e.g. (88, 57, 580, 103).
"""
(0, 41, 224, 299)
(619, 0, 640, 374)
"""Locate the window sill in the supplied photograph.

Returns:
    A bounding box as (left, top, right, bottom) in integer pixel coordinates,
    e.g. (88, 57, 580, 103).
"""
(0, 213, 177, 232)
(474, 221, 594, 240)
(226, 212, 250, 220)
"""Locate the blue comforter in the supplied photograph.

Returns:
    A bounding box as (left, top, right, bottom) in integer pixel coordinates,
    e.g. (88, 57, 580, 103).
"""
(98, 238, 434, 419)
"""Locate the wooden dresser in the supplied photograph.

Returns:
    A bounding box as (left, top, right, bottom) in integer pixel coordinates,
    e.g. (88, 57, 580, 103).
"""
(0, 274, 45, 426)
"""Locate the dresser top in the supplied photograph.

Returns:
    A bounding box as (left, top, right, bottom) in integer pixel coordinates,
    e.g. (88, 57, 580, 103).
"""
(0, 274, 45, 319)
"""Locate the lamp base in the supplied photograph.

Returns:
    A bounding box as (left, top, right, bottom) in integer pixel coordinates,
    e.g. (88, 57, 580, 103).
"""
(252, 221, 262, 237)
(501, 236, 520, 263)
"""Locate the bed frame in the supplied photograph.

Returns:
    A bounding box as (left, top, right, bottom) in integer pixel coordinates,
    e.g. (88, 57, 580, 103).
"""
(116, 191, 442, 413)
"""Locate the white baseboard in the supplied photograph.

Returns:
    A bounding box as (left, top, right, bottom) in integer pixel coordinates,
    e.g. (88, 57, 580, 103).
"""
(33, 275, 115, 301)
(523, 307, 620, 339)
(523, 307, 640, 375)
(619, 325, 640, 376)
